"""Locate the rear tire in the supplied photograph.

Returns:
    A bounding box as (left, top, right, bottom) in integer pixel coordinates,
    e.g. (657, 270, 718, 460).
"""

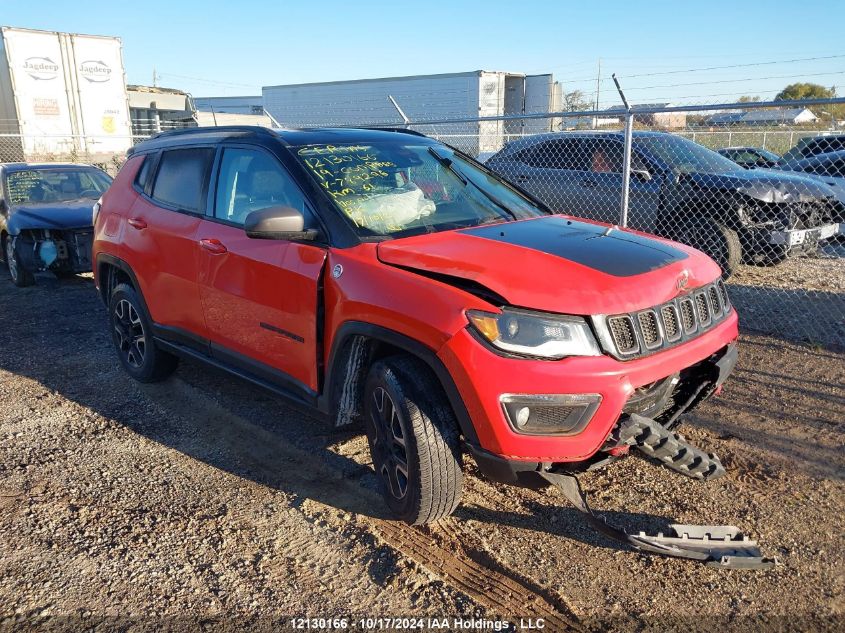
(4, 236, 35, 287)
(363, 356, 463, 524)
(108, 283, 178, 382)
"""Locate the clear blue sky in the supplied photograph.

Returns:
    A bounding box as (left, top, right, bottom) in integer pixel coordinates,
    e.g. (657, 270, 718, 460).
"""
(3, 0, 844, 106)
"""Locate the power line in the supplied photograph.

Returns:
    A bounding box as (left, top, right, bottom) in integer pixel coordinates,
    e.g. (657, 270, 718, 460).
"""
(157, 71, 260, 90)
(617, 70, 845, 92)
(559, 53, 845, 86)
(616, 53, 845, 80)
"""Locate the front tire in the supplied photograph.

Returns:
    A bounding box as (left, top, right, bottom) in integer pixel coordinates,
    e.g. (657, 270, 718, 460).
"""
(684, 219, 742, 279)
(108, 283, 178, 382)
(363, 356, 463, 524)
(4, 236, 35, 287)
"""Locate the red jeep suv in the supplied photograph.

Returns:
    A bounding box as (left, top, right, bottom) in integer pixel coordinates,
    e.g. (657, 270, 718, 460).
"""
(93, 126, 741, 547)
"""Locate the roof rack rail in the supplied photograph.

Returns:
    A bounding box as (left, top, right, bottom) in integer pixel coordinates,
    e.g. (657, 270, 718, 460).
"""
(147, 125, 277, 141)
(361, 127, 429, 138)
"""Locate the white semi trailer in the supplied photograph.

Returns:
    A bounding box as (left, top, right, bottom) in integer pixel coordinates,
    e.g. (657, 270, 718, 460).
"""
(262, 71, 562, 157)
(0, 26, 133, 162)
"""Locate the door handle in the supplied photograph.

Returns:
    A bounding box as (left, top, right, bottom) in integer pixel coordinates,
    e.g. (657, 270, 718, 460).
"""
(127, 217, 147, 230)
(199, 238, 228, 255)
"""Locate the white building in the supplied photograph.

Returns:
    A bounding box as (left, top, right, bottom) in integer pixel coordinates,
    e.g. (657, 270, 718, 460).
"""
(193, 95, 264, 115)
(261, 70, 563, 156)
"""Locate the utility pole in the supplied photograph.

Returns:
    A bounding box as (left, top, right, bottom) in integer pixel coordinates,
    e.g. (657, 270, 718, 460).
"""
(593, 58, 601, 129)
(152, 67, 158, 87)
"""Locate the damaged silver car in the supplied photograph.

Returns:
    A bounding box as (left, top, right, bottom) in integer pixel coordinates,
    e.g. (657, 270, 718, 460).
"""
(0, 163, 112, 287)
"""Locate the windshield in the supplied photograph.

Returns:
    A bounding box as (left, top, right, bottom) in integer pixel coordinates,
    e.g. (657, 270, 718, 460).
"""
(293, 141, 547, 237)
(5, 168, 112, 205)
(637, 135, 742, 176)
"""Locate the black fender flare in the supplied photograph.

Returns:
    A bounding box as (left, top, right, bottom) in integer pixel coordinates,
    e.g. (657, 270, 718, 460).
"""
(320, 321, 479, 445)
(95, 253, 149, 312)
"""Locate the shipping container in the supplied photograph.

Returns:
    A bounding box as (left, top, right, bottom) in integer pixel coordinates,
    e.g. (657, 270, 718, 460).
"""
(262, 71, 561, 157)
(0, 26, 133, 162)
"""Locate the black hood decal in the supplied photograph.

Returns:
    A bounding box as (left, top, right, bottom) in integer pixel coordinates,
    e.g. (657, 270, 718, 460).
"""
(463, 216, 688, 277)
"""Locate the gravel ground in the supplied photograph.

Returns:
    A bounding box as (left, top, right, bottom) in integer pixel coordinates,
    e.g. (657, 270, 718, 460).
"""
(728, 249, 845, 348)
(0, 272, 843, 632)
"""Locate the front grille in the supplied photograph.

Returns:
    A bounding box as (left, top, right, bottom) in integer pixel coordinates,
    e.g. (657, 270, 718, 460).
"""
(680, 298, 696, 332)
(608, 315, 639, 354)
(600, 280, 732, 360)
(695, 292, 711, 327)
(661, 305, 681, 342)
(637, 311, 661, 348)
(708, 286, 722, 315)
(717, 279, 730, 310)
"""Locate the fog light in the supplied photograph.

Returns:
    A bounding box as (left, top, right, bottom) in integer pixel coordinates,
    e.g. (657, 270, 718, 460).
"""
(500, 394, 602, 436)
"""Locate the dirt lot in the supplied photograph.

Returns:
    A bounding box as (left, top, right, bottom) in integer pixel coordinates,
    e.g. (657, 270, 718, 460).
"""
(0, 272, 843, 632)
(728, 250, 845, 348)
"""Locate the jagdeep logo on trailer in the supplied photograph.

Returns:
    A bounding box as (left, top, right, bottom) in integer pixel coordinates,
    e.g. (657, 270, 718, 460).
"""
(22, 56, 59, 80)
(79, 60, 112, 83)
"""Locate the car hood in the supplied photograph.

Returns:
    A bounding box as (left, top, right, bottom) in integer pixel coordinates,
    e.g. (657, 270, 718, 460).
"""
(686, 168, 835, 203)
(9, 199, 96, 230)
(377, 215, 722, 315)
(769, 170, 845, 205)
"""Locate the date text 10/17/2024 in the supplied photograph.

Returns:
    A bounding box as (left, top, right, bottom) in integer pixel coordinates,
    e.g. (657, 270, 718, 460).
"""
(289, 617, 547, 631)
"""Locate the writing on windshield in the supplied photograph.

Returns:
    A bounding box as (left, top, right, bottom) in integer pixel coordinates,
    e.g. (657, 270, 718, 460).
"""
(295, 142, 545, 236)
(6, 169, 111, 205)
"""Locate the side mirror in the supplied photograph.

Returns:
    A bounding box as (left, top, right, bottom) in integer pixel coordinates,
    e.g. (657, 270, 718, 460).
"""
(631, 168, 652, 182)
(244, 206, 319, 241)
(0, 199, 7, 215)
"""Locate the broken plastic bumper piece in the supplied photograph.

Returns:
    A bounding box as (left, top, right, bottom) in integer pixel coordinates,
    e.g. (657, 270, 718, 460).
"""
(539, 471, 776, 569)
(539, 412, 778, 570)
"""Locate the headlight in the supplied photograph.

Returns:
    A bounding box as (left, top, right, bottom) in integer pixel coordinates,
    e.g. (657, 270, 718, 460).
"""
(467, 308, 601, 359)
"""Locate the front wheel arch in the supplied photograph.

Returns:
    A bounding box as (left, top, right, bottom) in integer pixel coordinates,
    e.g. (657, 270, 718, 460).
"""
(322, 322, 479, 446)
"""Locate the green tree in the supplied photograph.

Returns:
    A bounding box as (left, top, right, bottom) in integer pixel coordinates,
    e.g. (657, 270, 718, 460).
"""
(562, 89, 593, 112)
(737, 95, 761, 103)
(775, 83, 835, 101)
(775, 83, 843, 123)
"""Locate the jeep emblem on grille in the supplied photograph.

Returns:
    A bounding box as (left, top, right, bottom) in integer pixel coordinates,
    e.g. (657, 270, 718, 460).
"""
(677, 271, 689, 291)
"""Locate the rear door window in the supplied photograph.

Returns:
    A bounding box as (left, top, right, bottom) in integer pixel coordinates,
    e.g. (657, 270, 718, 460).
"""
(151, 147, 215, 212)
(134, 154, 155, 192)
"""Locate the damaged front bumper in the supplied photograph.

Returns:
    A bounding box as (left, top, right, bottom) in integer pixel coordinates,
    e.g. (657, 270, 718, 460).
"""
(13, 228, 94, 275)
(770, 222, 839, 246)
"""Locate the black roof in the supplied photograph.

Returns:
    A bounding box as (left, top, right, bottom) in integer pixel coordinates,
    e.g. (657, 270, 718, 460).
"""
(129, 125, 433, 154)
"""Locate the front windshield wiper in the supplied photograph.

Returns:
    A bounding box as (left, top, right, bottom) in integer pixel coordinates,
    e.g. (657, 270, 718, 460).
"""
(428, 147, 518, 221)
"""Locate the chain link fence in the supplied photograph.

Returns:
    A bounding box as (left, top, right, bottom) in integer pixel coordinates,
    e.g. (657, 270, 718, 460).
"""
(0, 133, 138, 176)
(1, 101, 843, 347)
(396, 100, 845, 349)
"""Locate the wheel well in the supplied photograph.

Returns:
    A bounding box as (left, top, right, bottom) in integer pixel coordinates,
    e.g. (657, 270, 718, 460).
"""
(98, 261, 134, 304)
(327, 329, 478, 445)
